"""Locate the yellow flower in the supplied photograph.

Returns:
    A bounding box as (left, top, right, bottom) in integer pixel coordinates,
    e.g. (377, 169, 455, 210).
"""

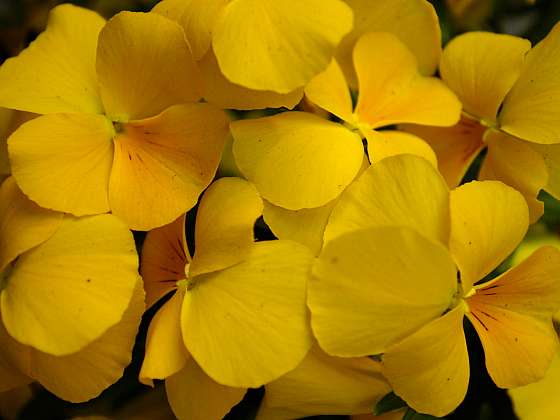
(405, 26, 560, 222)
(0, 177, 144, 401)
(138, 177, 313, 417)
(309, 155, 560, 416)
(0, 4, 229, 230)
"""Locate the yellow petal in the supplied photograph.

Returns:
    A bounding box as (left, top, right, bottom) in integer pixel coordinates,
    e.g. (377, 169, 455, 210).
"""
(440, 32, 531, 123)
(401, 117, 486, 188)
(212, 0, 353, 93)
(152, 0, 228, 60)
(500, 22, 560, 144)
(140, 291, 189, 384)
(363, 129, 437, 167)
(0, 4, 104, 114)
(166, 358, 246, 420)
(354, 32, 461, 129)
(0, 177, 62, 272)
(1, 215, 139, 356)
(479, 130, 547, 223)
(382, 306, 469, 417)
(466, 246, 560, 388)
(96, 11, 202, 122)
(109, 103, 229, 230)
(304, 59, 354, 123)
(8, 113, 114, 216)
(2, 280, 144, 402)
(324, 155, 450, 245)
(449, 180, 529, 292)
(231, 112, 364, 210)
(257, 346, 390, 419)
(0, 348, 30, 394)
(182, 240, 313, 387)
(336, 0, 441, 87)
(310, 226, 457, 357)
(200, 50, 303, 111)
(190, 178, 263, 277)
(530, 142, 560, 200)
(140, 215, 189, 309)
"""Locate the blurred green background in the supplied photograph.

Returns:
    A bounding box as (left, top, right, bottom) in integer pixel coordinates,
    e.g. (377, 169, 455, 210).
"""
(1, 0, 560, 419)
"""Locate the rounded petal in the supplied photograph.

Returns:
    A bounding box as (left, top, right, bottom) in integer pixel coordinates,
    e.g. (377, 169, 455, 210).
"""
(109, 103, 229, 230)
(0, 348, 30, 394)
(401, 117, 486, 188)
(336, 0, 441, 88)
(382, 306, 469, 417)
(152, 0, 228, 60)
(231, 112, 364, 210)
(363, 129, 437, 167)
(1, 215, 140, 356)
(258, 347, 390, 419)
(310, 226, 457, 357)
(479, 130, 547, 223)
(190, 178, 263, 277)
(212, 0, 353, 93)
(97, 11, 202, 122)
(200, 50, 303, 111)
(466, 246, 560, 388)
(0, 177, 62, 272)
(449, 181, 529, 292)
(440, 32, 531, 123)
(530, 142, 560, 200)
(0, 4, 104, 114)
(140, 291, 189, 384)
(140, 216, 189, 309)
(182, 240, 313, 387)
(304, 59, 354, 123)
(8, 113, 114, 216)
(500, 22, 560, 144)
(2, 280, 144, 402)
(324, 155, 450, 245)
(354, 32, 461, 129)
(166, 358, 246, 420)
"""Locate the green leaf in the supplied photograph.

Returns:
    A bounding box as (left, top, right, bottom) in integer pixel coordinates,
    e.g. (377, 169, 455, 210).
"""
(374, 392, 407, 416)
(402, 407, 441, 419)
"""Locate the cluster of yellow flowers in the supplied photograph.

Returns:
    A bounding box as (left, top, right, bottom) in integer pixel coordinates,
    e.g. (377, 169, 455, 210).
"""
(1, 0, 560, 419)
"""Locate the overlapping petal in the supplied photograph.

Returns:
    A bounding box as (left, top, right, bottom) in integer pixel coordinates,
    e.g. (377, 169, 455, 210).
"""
(363, 130, 437, 167)
(531, 142, 560, 200)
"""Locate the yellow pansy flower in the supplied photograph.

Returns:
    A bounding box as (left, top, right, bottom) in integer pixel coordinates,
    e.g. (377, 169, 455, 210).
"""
(405, 26, 560, 222)
(0, 108, 35, 183)
(309, 155, 560, 416)
(0, 4, 229, 230)
(0, 177, 144, 401)
(139, 177, 313, 416)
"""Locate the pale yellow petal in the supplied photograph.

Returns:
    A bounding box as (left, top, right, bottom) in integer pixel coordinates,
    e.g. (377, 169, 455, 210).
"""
(363, 129, 437, 167)
(530, 142, 560, 200)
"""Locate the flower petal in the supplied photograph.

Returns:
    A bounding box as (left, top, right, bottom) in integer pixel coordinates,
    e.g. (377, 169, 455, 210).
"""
(382, 306, 469, 417)
(200, 50, 303, 111)
(152, 0, 228, 60)
(324, 155, 449, 245)
(336, 0, 441, 87)
(354, 32, 461, 129)
(401, 117, 486, 188)
(500, 22, 560, 144)
(530, 142, 560, 200)
(182, 240, 313, 387)
(212, 0, 353, 93)
(0, 177, 62, 272)
(1, 215, 139, 356)
(257, 346, 390, 419)
(0, 348, 30, 393)
(479, 130, 547, 223)
(363, 129, 437, 167)
(449, 181, 529, 292)
(140, 291, 189, 384)
(0, 4, 104, 114)
(190, 178, 263, 277)
(310, 226, 457, 357)
(232, 112, 364, 210)
(8, 113, 114, 216)
(304, 59, 354, 123)
(466, 246, 560, 388)
(96, 11, 202, 122)
(166, 358, 246, 420)
(109, 103, 228, 230)
(140, 216, 189, 309)
(440, 32, 531, 123)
